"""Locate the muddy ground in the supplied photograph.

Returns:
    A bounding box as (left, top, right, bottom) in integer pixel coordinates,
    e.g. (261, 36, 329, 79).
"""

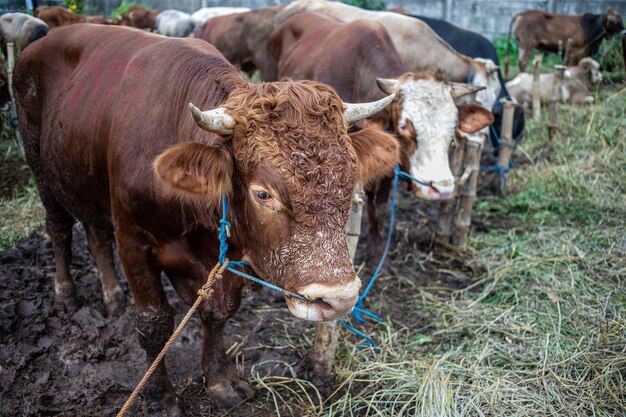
(0, 176, 501, 416)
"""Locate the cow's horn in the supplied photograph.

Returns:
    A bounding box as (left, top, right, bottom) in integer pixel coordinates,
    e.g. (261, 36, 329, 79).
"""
(189, 103, 235, 135)
(448, 82, 485, 99)
(343, 92, 396, 124)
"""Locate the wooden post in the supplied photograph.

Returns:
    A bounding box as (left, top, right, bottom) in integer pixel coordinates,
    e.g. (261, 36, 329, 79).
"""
(6, 42, 24, 157)
(308, 185, 364, 387)
(548, 65, 565, 139)
(532, 55, 543, 120)
(563, 38, 573, 66)
(494, 99, 516, 195)
(435, 132, 467, 246)
(452, 133, 484, 247)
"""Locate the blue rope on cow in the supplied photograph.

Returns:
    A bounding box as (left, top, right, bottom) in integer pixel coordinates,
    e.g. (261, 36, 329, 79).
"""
(467, 64, 472, 84)
(216, 195, 382, 348)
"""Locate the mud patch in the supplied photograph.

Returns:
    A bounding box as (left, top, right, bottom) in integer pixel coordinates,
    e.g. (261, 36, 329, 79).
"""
(0, 191, 488, 416)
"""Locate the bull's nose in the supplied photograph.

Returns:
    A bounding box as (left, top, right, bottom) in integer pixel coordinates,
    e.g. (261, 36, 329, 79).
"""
(430, 181, 455, 200)
(285, 276, 361, 321)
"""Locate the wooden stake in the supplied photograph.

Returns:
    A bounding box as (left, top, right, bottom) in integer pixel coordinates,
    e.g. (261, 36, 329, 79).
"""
(494, 99, 516, 194)
(309, 185, 364, 387)
(452, 133, 484, 247)
(532, 55, 543, 120)
(435, 132, 466, 246)
(563, 38, 573, 65)
(6, 42, 24, 157)
(548, 65, 566, 139)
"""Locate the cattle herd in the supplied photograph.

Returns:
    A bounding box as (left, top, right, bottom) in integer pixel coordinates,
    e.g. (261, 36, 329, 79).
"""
(0, 0, 624, 415)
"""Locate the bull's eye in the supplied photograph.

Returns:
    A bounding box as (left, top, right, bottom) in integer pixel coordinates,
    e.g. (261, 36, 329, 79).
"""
(255, 190, 271, 201)
(251, 187, 282, 212)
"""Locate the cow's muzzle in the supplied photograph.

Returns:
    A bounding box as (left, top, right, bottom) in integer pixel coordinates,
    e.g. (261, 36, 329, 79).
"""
(413, 179, 455, 201)
(285, 275, 361, 321)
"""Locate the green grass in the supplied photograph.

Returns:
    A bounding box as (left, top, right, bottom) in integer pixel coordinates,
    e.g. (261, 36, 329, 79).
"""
(246, 88, 626, 416)
(493, 36, 625, 79)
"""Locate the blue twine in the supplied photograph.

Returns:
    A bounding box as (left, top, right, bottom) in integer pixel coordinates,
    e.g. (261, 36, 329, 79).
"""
(488, 123, 501, 151)
(467, 63, 472, 84)
(481, 164, 511, 193)
(352, 166, 401, 323)
(216, 195, 385, 348)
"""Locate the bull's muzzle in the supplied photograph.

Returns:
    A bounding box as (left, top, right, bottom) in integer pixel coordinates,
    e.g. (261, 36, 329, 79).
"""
(285, 275, 361, 321)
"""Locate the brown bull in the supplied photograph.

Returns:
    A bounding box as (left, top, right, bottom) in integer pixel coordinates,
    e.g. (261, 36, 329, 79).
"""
(118, 6, 160, 30)
(34, 5, 114, 27)
(506, 8, 624, 74)
(278, 0, 502, 111)
(268, 12, 493, 258)
(14, 24, 400, 414)
(194, 5, 284, 78)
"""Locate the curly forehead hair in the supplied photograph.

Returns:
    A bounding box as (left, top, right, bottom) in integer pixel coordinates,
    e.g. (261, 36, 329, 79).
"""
(222, 79, 358, 220)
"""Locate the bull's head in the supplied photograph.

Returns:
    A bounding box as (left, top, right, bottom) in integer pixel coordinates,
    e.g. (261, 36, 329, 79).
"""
(577, 57, 603, 84)
(153, 80, 399, 321)
(377, 71, 493, 200)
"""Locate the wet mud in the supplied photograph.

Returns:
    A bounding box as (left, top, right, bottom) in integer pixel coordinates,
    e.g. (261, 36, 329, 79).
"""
(0, 190, 487, 417)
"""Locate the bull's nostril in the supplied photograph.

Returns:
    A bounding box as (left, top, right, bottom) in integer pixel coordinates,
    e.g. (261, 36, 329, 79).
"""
(312, 297, 325, 304)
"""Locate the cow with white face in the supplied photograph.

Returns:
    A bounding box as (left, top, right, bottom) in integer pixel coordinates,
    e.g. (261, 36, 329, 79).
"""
(378, 72, 492, 201)
(267, 13, 494, 260)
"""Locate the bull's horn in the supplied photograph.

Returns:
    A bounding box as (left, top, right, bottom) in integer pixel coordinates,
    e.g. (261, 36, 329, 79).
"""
(343, 92, 396, 124)
(448, 82, 485, 99)
(188, 103, 235, 135)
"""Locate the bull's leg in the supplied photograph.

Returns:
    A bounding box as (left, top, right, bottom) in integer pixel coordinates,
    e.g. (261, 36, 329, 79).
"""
(518, 44, 533, 73)
(115, 231, 182, 417)
(43, 198, 78, 313)
(84, 223, 126, 316)
(200, 316, 254, 408)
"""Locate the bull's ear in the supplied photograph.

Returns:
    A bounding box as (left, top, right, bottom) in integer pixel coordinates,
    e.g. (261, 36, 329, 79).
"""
(153, 142, 233, 204)
(349, 127, 400, 185)
(456, 104, 494, 133)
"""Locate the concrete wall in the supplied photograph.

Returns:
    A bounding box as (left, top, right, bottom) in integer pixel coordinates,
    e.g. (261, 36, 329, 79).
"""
(388, 0, 626, 39)
(3, 0, 625, 39)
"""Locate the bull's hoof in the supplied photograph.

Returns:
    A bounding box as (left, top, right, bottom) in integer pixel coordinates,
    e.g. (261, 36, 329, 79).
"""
(143, 391, 184, 417)
(52, 286, 79, 316)
(207, 376, 254, 409)
(104, 287, 127, 317)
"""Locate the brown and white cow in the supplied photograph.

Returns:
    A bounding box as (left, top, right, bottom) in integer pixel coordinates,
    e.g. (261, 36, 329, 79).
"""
(506, 8, 624, 74)
(277, 0, 501, 111)
(267, 12, 493, 257)
(14, 24, 400, 414)
(34, 5, 115, 27)
(0, 12, 48, 56)
(506, 58, 602, 107)
(194, 5, 285, 78)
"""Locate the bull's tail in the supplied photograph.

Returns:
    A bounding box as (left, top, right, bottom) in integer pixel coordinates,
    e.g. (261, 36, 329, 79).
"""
(504, 14, 519, 80)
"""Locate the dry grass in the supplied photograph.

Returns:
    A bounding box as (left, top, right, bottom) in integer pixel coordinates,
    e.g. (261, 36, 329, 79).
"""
(239, 87, 626, 416)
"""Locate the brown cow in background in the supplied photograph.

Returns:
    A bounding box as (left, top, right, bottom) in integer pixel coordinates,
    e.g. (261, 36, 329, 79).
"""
(118, 5, 159, 31)
(506, 8, 624, 74)
(34, 5, 114, 27)
(14, 23, 399, 415)
(194, 5, 284, 78)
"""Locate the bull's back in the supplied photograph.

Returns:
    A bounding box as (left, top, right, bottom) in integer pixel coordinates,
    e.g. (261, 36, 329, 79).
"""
(14, 24, 233, 226)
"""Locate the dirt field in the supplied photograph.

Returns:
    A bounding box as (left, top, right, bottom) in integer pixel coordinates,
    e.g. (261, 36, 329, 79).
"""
(0, 190, 471, 416)
(1, 86, 624, 417)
